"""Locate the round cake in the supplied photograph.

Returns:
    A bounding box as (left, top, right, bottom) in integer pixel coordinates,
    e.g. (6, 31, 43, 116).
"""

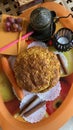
(14, 46, 60, 93)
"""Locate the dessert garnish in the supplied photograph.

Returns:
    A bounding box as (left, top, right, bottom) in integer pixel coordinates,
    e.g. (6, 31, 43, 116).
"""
(18, 95, 38, 116)
(57, 54, 68, 75)
(17, 94, 46, 123)
(23, 100, 46, 117)
(23, 104, 46, 123)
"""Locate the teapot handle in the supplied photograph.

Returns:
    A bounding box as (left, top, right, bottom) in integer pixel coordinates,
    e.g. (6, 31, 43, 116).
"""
(54, 13, 73, 23)
(51, 11, 56, 18)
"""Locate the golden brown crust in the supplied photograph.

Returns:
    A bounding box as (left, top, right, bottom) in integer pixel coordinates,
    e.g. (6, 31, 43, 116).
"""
(14, 46, 60, 93)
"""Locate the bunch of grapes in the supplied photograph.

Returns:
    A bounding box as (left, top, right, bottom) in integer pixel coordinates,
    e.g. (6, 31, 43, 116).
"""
(5, 17, 23, 32)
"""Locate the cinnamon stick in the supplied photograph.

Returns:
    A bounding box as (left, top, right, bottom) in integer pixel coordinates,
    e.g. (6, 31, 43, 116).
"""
(22, 101, 46, 117)
(57, 54, 68, 75)
(19, 95, 38, 115)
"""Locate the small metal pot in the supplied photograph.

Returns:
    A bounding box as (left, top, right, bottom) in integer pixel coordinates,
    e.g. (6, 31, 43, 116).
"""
(27, 7, 56, 41)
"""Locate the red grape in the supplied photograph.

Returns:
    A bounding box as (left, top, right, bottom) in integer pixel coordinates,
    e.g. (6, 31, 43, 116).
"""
(7, 17, 15, 24)
(5, 16, 23, 32)
(13, 28, 18, 32)
(18, 26, 23, 32)
(15, 18, 23, 24)
(5, 26, 11, 32)
(5, 22, 11, 27)
(13, 23, 18, 29)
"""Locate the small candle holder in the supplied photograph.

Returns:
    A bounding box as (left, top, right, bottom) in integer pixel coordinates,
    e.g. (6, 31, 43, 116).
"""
(53, 28, 73, 52)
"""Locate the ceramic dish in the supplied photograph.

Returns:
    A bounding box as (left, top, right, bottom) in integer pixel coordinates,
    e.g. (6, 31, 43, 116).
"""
(0, 2, 73, 130)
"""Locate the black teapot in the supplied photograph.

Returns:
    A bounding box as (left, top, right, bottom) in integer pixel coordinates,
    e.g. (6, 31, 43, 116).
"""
(27, 7, 56, 41)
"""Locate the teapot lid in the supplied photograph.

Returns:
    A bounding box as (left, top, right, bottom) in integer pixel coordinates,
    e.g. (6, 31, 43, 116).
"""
(30, 7, 52, 30)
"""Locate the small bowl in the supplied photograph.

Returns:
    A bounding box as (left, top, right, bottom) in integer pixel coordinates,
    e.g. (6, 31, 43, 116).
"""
(53, 28, 73, 52)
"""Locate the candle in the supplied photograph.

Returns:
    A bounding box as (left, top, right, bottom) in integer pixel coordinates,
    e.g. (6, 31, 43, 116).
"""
(58, 37, 69, 45)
